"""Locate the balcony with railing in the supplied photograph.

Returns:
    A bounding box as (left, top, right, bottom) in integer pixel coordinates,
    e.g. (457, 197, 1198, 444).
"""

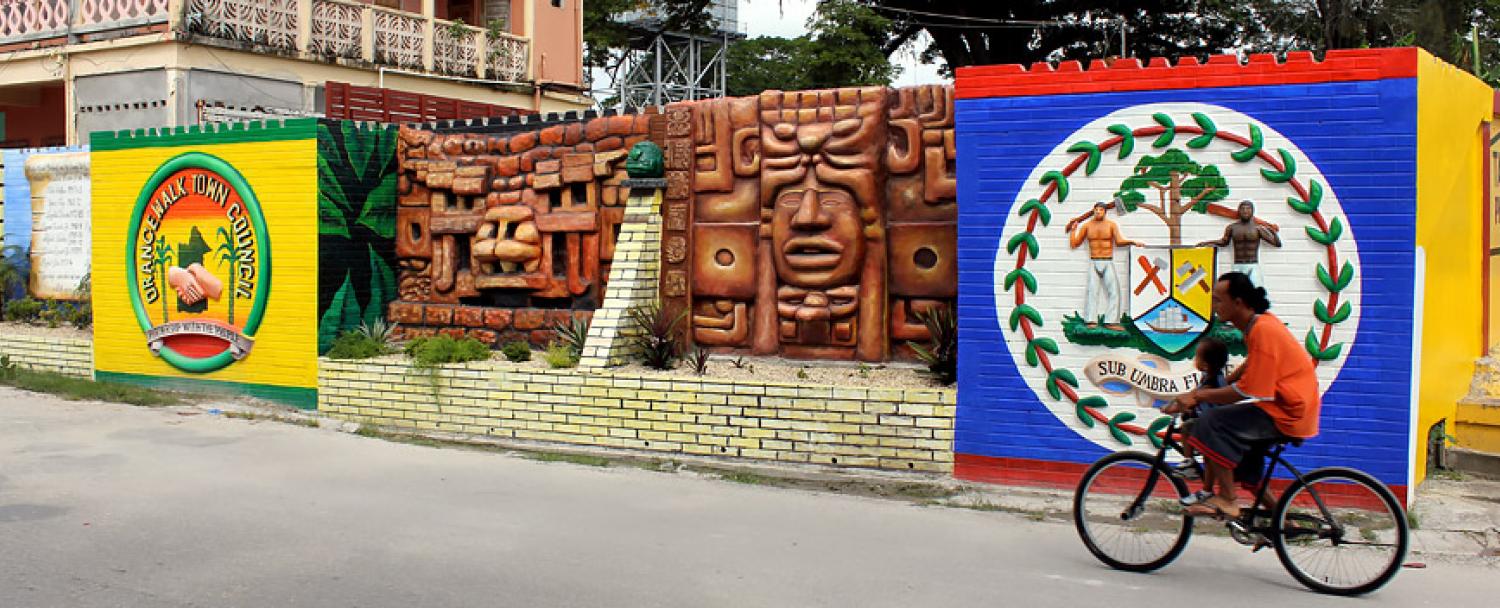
(0, 0, 531, 83)
(0, 0, 171, 44)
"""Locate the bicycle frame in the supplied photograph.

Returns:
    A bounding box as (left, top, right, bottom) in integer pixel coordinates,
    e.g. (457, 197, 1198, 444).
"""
(1125, 414, 1342, 543)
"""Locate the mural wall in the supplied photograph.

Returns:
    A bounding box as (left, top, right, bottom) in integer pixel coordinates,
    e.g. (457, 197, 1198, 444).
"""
(659, 85, 957, 362)
(317, 122, 400, 354)
(386, 112, 655, 346)
(2, 146, 91, 300)
(91, 121, 321, 407)
(954, 49, 1453, 500)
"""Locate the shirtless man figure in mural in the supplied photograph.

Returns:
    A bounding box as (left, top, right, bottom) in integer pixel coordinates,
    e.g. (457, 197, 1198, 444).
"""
(1199, 200, 1281, 288)
(1067, 200, 1145, 329)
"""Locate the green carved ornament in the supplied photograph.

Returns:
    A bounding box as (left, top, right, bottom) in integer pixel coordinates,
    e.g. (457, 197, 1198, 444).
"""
(625, 141, 664, 178)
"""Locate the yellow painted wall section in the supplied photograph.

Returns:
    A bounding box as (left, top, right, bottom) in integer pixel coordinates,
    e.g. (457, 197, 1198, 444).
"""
(1415, 50, 1495, 482)
(91, 135, 319, 396)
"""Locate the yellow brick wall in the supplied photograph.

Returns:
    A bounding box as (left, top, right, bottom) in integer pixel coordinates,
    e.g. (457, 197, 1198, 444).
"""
(0, 332, 93, 378)
(320, 358, 958, 472)
(579, 186, 662, 368)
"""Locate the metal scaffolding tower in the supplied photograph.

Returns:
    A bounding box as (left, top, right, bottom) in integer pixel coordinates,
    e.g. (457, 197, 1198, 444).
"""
(607, 0, 742, 109)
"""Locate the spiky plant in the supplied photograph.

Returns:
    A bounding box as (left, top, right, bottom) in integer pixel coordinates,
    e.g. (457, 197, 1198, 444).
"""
(627, 301, 685, 370)
(908, 305, 957, 386)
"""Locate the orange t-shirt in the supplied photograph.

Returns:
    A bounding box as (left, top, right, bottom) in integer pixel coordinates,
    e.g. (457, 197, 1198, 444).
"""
(1233, 312, 1322, 438)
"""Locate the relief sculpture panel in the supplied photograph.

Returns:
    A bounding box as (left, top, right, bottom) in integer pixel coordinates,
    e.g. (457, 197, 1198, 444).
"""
(662, 85, 957, 362)
(391, 112, 657, 346)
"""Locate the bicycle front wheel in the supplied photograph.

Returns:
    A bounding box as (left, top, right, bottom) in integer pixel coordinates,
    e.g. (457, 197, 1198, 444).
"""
(1272, 467, 1409, 596)
(1073, 451, 1194, 572)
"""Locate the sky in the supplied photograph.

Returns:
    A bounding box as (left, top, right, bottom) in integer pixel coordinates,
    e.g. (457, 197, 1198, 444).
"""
(739, 0, 949, 87)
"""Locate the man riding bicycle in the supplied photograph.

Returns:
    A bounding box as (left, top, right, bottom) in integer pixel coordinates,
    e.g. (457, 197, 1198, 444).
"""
(1163, 272, 1322, 520)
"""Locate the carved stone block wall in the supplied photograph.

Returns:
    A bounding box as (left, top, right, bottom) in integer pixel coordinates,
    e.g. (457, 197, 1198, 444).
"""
(391, 111, 659, 347)
(660, 85, 957, 362)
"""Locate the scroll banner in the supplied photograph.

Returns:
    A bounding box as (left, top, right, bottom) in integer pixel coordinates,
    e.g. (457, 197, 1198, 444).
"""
(1083, 353, 1207, 400)
(146, 320, 255, 360)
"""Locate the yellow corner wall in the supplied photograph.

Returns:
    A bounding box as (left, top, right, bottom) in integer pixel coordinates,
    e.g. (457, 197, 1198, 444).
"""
(91, 135, 319, 402)
(1415, 50, 1495, 482)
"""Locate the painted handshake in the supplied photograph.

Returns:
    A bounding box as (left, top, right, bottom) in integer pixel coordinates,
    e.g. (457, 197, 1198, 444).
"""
(166, 263, 224, 306)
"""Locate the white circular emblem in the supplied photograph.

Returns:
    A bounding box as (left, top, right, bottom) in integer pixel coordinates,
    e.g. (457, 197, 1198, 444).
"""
(993, 103, 1362, 450)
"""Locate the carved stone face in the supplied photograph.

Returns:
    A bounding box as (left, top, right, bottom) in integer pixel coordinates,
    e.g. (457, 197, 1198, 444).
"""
(771, 180, 866, 288)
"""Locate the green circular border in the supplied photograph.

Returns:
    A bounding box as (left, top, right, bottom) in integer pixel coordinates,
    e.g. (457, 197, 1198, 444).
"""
(124, 152, 273, 374)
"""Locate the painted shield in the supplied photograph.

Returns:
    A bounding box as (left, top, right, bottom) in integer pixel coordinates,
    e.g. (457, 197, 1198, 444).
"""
(1127, 245, 1216, 356)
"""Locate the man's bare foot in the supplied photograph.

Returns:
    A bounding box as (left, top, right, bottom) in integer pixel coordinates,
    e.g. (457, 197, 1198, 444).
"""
(1104, 323, 1124, 331)
(167, 267, 205, 305)
(187, 263, 223, 301)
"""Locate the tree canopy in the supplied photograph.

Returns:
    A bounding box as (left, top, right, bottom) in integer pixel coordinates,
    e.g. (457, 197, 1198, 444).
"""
(727, 0, 898, 96)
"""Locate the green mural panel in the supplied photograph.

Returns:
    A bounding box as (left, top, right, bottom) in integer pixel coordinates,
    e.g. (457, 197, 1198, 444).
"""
(316, 120, 399, 354)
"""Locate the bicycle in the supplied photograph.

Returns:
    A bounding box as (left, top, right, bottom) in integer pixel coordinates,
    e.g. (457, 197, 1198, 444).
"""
(1071, 404, 1409, 596)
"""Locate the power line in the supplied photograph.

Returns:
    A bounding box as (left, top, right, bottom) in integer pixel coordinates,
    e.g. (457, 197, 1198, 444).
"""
(867, 5, 1059, 26)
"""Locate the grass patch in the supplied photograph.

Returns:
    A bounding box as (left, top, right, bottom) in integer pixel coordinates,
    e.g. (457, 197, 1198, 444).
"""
(223, 411, 260, 421)
(0, 365, 180, 406)
(527, 451, 610, 467)
(718, 470, 780, 486)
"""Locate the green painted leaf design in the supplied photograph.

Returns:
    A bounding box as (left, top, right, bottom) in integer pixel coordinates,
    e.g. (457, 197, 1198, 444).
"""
(1005, 268, 1038, 294)
(1152, 113, 1176, 147)
(1032, 337, 1060, 356)
(318, 273, 357, 355)
(1288, 179, 1323, 214)
(1261, 148, 1298, 183)
(1041, 171, 1070, 202)
(1006, 232, 1040, 258)
(1314, 299, 1353, 324)
(1046, 369, 1079, 401)
(1076, 396, 1109, 429)
(1306, 217, 1344, 245)
(1107, 124, 1135, 158)
(1187, 113, 1217, 149)
(1232, 123, 1264, 162)
(1147, 416, 1172, 448)
(1108, 412, 1137, 445)
(1008, 305, 1043, 331)
(1018, 199, 1051, 226)
(1068, 141, 1102, 175)
(1305, 329, 1345, 361)
(364, 243, 397, 327)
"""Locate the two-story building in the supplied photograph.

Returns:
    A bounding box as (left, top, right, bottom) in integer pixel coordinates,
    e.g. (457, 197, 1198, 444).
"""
(0, 0, 590, 147)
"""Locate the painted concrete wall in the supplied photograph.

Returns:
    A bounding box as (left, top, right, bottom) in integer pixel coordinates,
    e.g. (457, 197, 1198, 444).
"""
(90, 121, 321, 407)
(1414, 53, 1496, 477)
(74, 70, 170, 146)
(178, 69, 309, 126)
(0, 84, 67, 147)
(954, 49, 1423, 499)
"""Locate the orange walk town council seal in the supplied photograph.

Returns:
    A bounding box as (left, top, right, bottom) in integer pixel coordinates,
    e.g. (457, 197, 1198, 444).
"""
(126, 153, 271, 373)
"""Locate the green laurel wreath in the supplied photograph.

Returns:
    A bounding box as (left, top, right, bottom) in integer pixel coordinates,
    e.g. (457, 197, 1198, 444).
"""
(1007, 112, 1353, 447)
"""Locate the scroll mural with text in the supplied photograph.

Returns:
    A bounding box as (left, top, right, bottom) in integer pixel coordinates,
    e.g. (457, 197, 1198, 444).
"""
(387, 113, 656, 346)
(659, 85, 957, 361)
(998, 103, 1361, 449)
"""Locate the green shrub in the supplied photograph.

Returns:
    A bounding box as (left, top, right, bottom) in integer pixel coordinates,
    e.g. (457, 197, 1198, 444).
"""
(4, 298, 42, 323)
(327, 331, 392, 360)
(405, 335, 492, 368)
(687, 347, 710, 376)
(544, 342, 578, 368)
(500, 340, 532, 363)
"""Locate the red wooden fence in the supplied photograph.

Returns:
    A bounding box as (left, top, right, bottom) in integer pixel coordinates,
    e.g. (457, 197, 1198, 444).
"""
(324, 82, 532, 123)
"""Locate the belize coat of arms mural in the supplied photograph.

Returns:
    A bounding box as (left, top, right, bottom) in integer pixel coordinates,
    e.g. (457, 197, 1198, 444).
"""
(996, 103, 1361, 449)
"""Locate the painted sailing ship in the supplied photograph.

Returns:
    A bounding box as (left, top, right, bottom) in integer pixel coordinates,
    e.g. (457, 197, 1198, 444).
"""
(1145, 302, 1193, 334)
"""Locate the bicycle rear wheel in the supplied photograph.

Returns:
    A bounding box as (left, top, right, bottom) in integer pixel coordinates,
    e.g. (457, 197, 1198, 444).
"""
(1073, 451, 1194, 572)
(1272, 467, 1409, 596)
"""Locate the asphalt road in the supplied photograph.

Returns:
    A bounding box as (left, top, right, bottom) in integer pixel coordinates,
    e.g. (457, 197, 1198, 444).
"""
(1, 387, 1494, 607)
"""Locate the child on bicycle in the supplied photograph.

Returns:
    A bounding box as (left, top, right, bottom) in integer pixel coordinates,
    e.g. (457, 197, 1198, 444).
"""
(1168, 338, 1230, 504)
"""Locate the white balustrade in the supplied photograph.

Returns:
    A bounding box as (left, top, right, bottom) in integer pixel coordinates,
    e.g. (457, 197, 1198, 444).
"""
(0, 0, 70, 40)
(76, 0, 168, 26)
(310, 0, 362, 59)
(372, 7, 424, 70)
(486, 32, 528, 82)
(434, 21, 480, 77)
(186, 0, 297, 51)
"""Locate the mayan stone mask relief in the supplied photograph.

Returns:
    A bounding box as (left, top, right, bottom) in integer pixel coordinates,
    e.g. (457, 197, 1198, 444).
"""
(390, 113, 655, 345)
(660, 85, 957, 362)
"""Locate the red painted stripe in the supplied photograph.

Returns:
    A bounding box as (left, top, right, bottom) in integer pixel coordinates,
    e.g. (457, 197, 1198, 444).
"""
(956, 48, 1418, 100)
(955, 454, 1408, 508)
(1186, 435, 1236, 469)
